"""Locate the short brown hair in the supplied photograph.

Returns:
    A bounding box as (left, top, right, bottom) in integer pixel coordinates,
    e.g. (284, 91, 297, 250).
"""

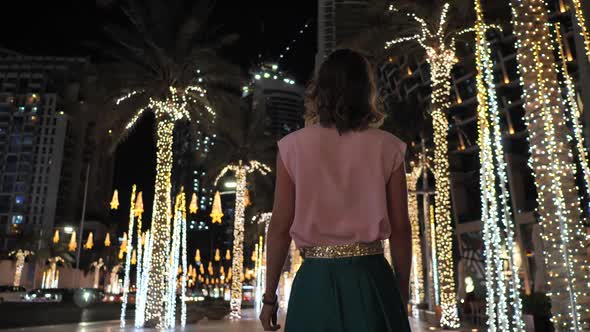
(305, 49, 384, 133)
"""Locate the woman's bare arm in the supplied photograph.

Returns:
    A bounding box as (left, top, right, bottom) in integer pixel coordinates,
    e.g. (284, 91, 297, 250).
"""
(387, 163, 412, 307)
(265, 153, 296, 297)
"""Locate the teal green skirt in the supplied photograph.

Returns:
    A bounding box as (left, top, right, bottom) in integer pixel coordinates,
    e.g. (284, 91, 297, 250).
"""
(285, 254, 411, 332)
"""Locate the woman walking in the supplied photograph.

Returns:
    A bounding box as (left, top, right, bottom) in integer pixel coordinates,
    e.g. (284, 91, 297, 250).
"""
(260, 49, 412, 332)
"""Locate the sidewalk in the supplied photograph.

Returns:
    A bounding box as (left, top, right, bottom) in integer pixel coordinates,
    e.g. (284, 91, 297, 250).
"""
(0, 309, 453, 331)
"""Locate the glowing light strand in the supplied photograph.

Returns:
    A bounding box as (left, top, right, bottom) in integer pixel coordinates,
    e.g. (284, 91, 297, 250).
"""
(510, 0, 590, 329)
(145, 120, 174, 328)
(571, 0, 590, 62)
(120, 185, 136, 328)
(134, 198, 145, 327)
(407, 165, 424, 305)
(555, 22, 590, 208)
(165, 191, 184, 328)
(254, 213, 272, 312)
(180, 193, 188, 328)
(135, 230, 152, 327)
(215, 161, 271, 320)
(474, 2, 525, 329)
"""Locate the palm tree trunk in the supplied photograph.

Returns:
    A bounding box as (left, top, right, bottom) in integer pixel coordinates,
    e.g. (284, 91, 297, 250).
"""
(229, 165, 247, 320)
(14, 254, 25, 287)
(407, 166, 425, 306)
(510, 0, 590, 330)
(428, 47, 460, 329)
(145, 119, 174, 327)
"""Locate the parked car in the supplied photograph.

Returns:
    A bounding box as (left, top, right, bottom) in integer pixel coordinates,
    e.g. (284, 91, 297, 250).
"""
(23, 288, 75, 303)
(102, 291, 135, 304)
(74, 288, 105, 308)
(0, 285, 26, 303)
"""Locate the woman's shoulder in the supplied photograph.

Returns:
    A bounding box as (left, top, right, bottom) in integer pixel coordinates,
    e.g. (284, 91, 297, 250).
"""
(365, 128, 407, 150)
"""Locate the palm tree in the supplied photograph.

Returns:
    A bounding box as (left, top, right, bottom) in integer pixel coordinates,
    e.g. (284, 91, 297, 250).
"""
(509, 0, 590, 329)
(205, 99, 276, 320)
(99, 0, 243, 326)
(8, 250, 34, 287)
(380, 3, 463, 328)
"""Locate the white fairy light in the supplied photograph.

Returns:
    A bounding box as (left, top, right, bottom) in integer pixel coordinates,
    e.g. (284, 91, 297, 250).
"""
(120, 185, 136, 327)
(135, 231, 152, 327)
(407, 165, 424, 305)
(555, 22, 590, 209)
(510, 0, 590, 329)
(116, 90, 143, 105)
(215, 161, 272, 320)
(473, 1, 525, 329)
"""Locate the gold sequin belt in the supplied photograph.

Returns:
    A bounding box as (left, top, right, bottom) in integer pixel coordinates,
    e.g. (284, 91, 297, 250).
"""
(300, 241, 384, 259)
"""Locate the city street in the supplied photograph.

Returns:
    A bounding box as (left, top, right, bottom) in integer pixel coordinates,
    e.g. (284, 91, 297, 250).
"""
(1, 310, 439, 332)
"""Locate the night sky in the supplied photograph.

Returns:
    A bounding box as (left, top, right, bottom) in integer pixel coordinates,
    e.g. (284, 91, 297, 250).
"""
(0, 0, 317, 226)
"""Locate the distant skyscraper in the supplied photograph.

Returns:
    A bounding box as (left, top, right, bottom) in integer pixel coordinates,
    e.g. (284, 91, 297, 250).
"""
(316, 0, 369, 68)
(0, 55, 103, 250)
(247, 63, 304, 139)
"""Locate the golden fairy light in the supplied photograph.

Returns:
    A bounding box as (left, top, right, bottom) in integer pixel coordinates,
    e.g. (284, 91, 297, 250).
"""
(208, 261, 214, 276)
(571, 0, 590, 62)
(225, 249, 231, 261)
(84, 232, 94, 250)
(210, 191, 224, 224)
(9, 250, 33, 287)
(68, 231, 77, 252)
(214, 249, 221, 262)
(189, 193, 198, 214)
(214, 160, 272, 320)
(135, 192, 144, 217)
(385, 3, 460, 327)
(244, 188, 251, 207)
(195, 249, 201, 263)
(199, 264, 204, 275)
(110, 190, 120, 210)
(53, 230, 60, 244)
(120, 232, 128, 253)
(105, 233, 111, 247)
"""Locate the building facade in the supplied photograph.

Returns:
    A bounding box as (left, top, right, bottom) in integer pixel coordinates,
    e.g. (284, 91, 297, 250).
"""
(316, 0, 369, 68)
(0, 55, 111, 251)
(248, 63, 304, 139)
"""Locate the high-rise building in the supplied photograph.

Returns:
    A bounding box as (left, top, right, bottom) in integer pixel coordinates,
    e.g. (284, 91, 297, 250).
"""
(247, 63, 304, 139)
(316, 0, 369, 67)
(0, 55, 109, 250)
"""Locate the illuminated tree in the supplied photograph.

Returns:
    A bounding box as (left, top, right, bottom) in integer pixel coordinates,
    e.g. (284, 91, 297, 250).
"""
(207, 104, 275, 320)
(100, 0, 242, 327)
(472, 1, 524, 329)
(9, 250, 34, 287)
(90, 258, 105, 289)
(382, 3, 462, 327)
(510, 0, 590, 329)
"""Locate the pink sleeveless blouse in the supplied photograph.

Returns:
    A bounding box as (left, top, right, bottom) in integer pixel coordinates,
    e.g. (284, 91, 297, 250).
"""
(277, 124, 407, 248)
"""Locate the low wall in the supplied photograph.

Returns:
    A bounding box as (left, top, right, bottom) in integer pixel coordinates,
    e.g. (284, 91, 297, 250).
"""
(0, 260, 95, 290)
